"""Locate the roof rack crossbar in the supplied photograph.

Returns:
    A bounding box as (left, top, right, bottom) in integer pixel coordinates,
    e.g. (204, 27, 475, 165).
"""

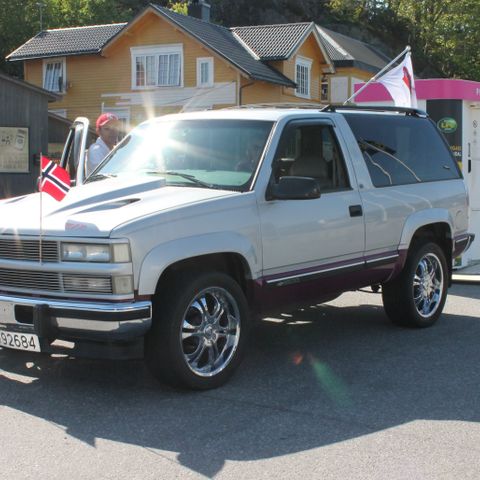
(321, 104, 428, 117)
(222, 102, 328, 110)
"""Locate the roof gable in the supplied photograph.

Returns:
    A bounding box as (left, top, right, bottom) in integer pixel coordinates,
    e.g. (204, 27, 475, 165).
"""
(232, 22, 335, 73)
(99, 4, 296, 87)
(7, 23, 127, 61)
(146, 5, 296, 87)
(317, 26, 389, 73)
(231, 23, 312, 61)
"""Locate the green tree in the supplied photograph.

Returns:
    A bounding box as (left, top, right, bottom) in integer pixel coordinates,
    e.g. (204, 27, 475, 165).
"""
(329, 0, 480, 80)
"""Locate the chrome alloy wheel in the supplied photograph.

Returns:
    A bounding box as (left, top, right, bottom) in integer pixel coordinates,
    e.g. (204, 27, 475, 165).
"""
(412, 252, 444, 318)
(180, 287, 241, 377)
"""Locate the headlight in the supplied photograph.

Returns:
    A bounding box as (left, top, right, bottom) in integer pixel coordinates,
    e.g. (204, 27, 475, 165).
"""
(61, 243, 131, 263)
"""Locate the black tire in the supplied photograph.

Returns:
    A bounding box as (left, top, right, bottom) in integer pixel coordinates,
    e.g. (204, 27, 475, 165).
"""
(382, 241, 448, 328)
(145, 271, 250, 390)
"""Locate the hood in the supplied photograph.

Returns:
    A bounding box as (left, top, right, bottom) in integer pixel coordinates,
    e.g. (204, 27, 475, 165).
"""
(0, 176, 236, 237)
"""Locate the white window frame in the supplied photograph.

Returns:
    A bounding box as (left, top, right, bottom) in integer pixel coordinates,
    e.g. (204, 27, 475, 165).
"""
(42, 57, 66, 93)
(295, 56, 312, 99)
(196, 57, 214, 88)
(130, 44, 184, 90)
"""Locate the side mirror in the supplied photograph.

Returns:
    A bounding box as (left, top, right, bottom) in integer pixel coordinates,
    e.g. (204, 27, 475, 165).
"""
(266, 176, 321, 200)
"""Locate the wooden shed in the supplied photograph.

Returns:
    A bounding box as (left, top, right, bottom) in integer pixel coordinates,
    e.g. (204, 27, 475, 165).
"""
(0, 72, 58, 198)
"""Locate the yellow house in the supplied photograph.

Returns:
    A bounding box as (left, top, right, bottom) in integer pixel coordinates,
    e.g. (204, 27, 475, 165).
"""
(7, 2, 388, 131)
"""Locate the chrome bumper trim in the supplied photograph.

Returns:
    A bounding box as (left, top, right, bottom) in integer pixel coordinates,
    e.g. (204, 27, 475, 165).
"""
(0, 294, 152, 341)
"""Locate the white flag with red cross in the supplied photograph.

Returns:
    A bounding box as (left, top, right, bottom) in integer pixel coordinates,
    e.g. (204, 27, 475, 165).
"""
(377, 52, 417, 108)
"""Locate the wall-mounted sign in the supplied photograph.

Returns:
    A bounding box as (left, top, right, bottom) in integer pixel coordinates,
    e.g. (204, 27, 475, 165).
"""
(0, 127, 29, 173)
(427, 100, 463, 162)
(437, 117, 458, 133)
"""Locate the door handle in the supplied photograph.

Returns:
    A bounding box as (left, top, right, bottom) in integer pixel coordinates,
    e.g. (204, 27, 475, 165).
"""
(349, 205, 363, 217)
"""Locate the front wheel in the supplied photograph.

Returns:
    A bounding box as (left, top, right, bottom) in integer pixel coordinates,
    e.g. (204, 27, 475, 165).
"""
(382, 241, 448, 328)
(145, 271, 250, 390)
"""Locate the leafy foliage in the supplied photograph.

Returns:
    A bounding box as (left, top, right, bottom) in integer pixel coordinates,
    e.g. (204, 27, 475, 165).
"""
(328, 0, 480, 79)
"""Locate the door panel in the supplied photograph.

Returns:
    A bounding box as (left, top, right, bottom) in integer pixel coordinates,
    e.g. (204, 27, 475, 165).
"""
(258, 121, 366, 282)
(59, 117, 90, 186)
(260, 190, 365, 274)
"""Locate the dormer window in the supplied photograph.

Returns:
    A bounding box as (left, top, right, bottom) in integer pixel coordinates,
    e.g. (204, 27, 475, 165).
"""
(295, 56, 312, 99)
(131, 44, 183, 89)
(43, 57, 66, 93)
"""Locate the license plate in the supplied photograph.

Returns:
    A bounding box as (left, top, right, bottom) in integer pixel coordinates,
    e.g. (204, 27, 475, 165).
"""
(0, 331, 40, 352)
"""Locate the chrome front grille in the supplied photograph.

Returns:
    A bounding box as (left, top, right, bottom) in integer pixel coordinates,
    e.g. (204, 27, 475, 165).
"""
(0, 268, 60, 291)
(0, 237, 116, 296)
(0, 269, 113, 295)
(0, 238, 59, 262)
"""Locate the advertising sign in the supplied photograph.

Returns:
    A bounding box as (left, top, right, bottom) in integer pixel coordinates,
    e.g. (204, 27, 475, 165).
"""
(0, 127, 29, 173)
(426, 99, 463, 165)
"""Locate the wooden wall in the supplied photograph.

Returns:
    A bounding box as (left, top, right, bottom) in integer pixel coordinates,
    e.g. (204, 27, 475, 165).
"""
(0, 76, 51, 197)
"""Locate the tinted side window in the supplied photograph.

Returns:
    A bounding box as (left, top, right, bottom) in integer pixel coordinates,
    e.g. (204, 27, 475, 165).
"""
(274, 123, 350, 192)
(343, 113, 461, 187)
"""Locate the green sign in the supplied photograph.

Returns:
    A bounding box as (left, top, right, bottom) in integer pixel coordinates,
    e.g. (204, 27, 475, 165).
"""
(437, 117, 458, 134)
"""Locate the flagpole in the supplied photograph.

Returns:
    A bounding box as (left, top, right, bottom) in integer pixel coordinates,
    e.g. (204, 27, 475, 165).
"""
(343, 45, 411, 105)
(39, 153, 43, 264)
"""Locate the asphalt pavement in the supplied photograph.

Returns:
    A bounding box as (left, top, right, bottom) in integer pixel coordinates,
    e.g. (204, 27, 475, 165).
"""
(1, 285, 480, 479)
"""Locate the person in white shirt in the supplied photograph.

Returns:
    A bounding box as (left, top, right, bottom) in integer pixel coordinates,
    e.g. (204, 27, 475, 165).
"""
(86, 113, 119, 176)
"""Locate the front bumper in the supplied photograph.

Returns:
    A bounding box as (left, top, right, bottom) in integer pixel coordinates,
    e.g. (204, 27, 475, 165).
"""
(0, 294, 152, 345)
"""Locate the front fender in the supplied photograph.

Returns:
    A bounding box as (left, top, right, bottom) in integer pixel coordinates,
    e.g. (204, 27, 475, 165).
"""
(399, 208, 453, 250)
(137, 232, 259, 295)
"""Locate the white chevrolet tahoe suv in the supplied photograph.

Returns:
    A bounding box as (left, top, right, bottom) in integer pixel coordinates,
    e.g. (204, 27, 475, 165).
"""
(0, 106, 474, 389)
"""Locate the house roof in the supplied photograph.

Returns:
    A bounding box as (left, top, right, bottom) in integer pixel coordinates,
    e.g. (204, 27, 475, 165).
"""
(317, 26, 389, 73)
(6, 4, 389, 84)
(231, 23, 312, 61)
(0, 72, 59, 101)
(147, 5, 295, 87)
(6, 23, 127, 61)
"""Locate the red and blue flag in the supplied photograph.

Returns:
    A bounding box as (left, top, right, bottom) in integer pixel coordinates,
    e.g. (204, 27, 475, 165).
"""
(40, 156, 71, 201)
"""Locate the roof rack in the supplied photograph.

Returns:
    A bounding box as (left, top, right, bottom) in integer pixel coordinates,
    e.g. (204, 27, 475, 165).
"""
(321, 104, 428, 117)
(223, 102, 328, 110)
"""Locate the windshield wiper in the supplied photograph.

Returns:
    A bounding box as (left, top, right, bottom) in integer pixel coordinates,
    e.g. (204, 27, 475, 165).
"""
(87, 173, 118, 183)
(146, 170, 215, 188)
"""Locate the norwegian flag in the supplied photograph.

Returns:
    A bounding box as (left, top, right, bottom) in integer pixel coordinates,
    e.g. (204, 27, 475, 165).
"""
(40, 156, 71, 201)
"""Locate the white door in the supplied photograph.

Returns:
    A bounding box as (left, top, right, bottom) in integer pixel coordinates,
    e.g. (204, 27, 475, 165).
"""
(258, 120, 365, 279)
(59, 117, 90, 186)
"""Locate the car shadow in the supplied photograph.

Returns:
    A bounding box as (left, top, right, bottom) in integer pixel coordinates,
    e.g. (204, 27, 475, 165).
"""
(1, 298, 480, 477)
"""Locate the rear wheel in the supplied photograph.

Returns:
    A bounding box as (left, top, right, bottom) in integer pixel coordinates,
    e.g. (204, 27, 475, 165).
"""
(145, 271, 250, 389)
(382, 241, 448, 328)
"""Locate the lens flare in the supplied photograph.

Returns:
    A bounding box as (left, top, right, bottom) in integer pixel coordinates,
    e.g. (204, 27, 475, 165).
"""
(309, 355, 352, 407)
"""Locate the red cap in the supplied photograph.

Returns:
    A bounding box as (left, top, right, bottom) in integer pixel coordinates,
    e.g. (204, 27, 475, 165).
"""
(96, 113, 119, 130)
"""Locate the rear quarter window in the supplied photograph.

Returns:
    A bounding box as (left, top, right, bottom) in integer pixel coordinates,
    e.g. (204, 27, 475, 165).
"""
(342, 113, 461, 187)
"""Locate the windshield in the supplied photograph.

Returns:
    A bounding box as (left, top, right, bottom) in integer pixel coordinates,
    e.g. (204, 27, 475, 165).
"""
(87, 119, 274, 191)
